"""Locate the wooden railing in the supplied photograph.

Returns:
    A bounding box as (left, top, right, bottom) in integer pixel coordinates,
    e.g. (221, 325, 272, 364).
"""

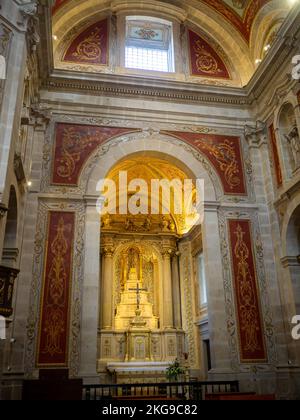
(83, 380, 239, 400)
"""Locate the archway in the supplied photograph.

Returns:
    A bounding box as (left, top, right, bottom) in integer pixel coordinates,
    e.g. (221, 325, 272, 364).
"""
(80, 132, 227, 381)
(285, 205, 300, 316)
(2, 186, 18, 267)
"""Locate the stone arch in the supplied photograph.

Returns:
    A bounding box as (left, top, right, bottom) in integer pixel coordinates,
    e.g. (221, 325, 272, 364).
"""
(84, 132, 218, 202)
(80, 131, 227, 377)
(2, 186, 18, 267)
(250, 0, 288, 61)
(280, 195, 300, 363)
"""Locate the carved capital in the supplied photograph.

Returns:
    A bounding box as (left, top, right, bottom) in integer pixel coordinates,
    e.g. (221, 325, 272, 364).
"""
(162, 249, 174, 259)
(244, 121, 267, 148)
(18, 2, 38, 27)
(102, 246, 115, 258)
(101, 238, 115, 257)
(30, 105, 52, 128)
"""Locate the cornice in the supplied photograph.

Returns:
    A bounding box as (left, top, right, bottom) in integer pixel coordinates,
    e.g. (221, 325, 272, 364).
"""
(43, 73, 250, 106)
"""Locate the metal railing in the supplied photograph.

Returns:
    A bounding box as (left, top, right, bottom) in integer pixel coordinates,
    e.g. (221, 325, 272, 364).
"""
(83, 380, 239, 400)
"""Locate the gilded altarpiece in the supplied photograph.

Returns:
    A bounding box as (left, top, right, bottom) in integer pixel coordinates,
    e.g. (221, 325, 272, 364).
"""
(98, 236, 186, 374)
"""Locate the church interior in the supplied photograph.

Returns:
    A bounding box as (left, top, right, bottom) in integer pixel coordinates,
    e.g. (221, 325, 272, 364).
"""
(0, 0, 300, 400)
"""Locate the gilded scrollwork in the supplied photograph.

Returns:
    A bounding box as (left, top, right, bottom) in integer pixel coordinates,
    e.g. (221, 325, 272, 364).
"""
(25, 200, 85, 378)
(194, 40, 223, 76)
(218, 208, 276, 371)
(71, 29, 103, 62)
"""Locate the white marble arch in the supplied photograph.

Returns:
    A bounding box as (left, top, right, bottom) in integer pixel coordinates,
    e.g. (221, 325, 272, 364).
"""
(79, 133, 229, 381)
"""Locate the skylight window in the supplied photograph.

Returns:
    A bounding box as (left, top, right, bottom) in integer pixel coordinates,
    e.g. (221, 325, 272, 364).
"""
(125, 17, 174, 73)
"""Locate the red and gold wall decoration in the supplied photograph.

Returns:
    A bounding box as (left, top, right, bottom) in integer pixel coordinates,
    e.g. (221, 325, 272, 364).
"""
(162, 131, 246, 195)
(269, 124, 283, 188)
(203, 0, 272, 42)
(228, 219, 267, 363)
(52, 0, 68, 14)
(37, 211, 75, 367)
(63, 20, 108, 66)
(52, 123, 140, 186)
(188, 30, 230, 79)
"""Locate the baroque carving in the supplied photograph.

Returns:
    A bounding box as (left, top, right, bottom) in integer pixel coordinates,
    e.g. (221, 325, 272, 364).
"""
(244, 121, 267, 148)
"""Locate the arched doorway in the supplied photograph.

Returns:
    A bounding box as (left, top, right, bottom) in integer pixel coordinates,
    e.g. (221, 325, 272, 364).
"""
(2, 186, 18, 267)
(285, 205, 300, 315)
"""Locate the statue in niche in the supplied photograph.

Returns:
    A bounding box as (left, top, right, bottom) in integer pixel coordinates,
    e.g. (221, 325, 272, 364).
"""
(121, 247, 141, 289)
(286, 126, 300, 171)
(128, 247, 140, 275)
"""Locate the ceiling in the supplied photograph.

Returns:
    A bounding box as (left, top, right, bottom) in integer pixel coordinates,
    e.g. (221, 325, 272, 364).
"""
(103, 156, 199, 235)
(52, 0, 286, 41)
(50, 0, 291, 86)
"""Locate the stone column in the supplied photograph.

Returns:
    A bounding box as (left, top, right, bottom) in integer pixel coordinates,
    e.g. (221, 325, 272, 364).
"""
(9, 116, 48, 377)
(162, 241, 174, 330)
(79, 197, 101, 379)
(172, 251, 182, 329)
(244, 121, 289, 366)
(101, 238, 115, 330)
(202, 205, 231, 372)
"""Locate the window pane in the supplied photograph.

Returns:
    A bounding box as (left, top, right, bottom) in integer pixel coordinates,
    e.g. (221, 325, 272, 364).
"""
(125, 46, 169, 72)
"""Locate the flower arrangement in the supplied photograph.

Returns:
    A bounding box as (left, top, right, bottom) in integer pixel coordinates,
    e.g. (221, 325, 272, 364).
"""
(166, 359, 186, 382)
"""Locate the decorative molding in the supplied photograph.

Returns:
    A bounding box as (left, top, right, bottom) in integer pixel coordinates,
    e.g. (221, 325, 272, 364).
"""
(44, 77, 250, 106)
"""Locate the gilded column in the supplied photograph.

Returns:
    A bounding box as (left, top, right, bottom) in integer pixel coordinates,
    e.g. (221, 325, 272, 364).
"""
(172, 251, 182, 329)
(101, 239, 115, 330)
(162, 246, 174, 329)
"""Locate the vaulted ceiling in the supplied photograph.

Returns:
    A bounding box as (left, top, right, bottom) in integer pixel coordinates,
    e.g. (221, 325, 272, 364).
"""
(52, 0, 274, 42)
(51, 0, 292, 86)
